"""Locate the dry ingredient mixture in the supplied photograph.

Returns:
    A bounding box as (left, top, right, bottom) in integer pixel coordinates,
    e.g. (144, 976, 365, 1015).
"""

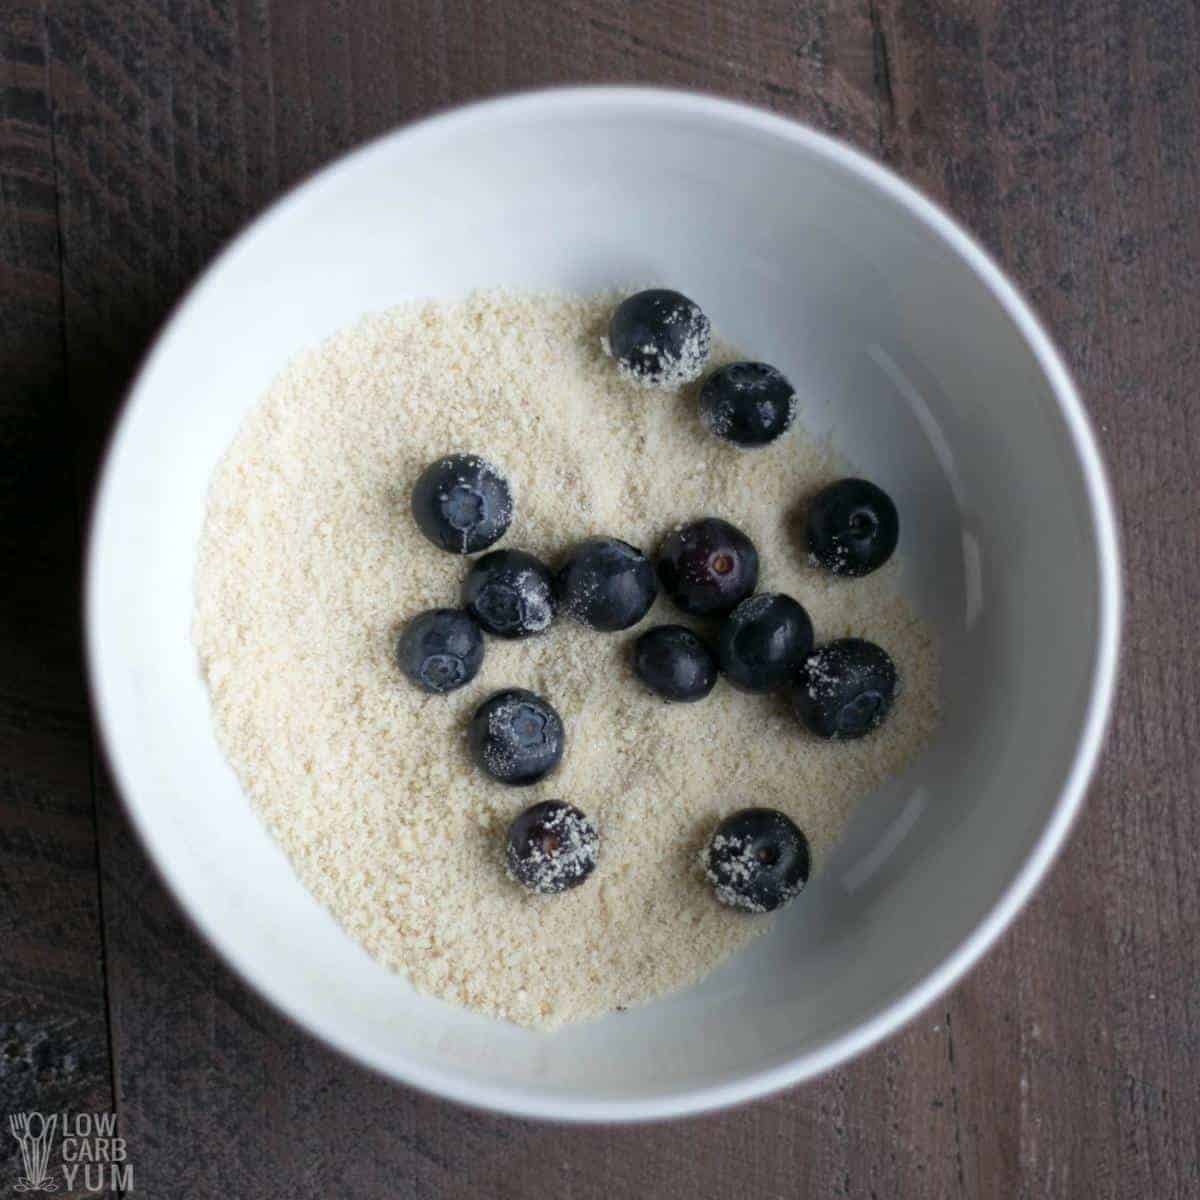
(193, 291, 939, 1030)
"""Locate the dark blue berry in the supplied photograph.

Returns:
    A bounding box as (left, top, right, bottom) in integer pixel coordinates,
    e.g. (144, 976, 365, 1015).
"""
(657, 518, 759, 617)
(806, 478, 899, 577)
(704, 808, 810, 913)
(607, 289, 711, 387)
(469, 689, 564, 786)
(463, 549, 556, 639)
(411, 454, 513, 555)
(557, 538, 658, 632)
(699, 362, 797, 448)
(396, 608, 484, 694)
(717, 593, 814, 692)
(506, 800, 599, 894)
(791, 638, 898, 739)
(632, 625, 718, 703)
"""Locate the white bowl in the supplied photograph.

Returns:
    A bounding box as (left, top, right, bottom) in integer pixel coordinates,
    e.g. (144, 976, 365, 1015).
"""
(87, 88, 1120, 1121)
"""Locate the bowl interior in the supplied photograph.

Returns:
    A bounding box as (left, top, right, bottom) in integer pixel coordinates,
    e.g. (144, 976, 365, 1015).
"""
(88, 91, 1115, 1119)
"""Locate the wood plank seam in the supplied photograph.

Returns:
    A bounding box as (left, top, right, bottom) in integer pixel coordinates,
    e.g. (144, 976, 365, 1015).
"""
(38, 0, 124, 1164)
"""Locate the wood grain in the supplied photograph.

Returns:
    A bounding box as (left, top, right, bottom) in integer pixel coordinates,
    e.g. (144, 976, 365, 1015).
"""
(1, 0, 1196, 1196)
(874, 2, 1200, 1194)
(0, 3, 114, 1184)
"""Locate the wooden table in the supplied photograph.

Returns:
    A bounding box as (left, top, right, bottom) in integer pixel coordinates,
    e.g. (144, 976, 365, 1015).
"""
(2, 3, 1196, 1196)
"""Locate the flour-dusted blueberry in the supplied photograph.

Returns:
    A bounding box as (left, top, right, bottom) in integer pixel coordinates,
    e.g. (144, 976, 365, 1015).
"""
(411, 453, 513, 554)
(704, 807, 810, 913)
(806, 478, 899, 577)
(463, 549, 556, 639)
(606, 288, 711, 388)
(557, 537, 658, 632)
(469, 688, 564, 786)
(791, 638, 898, 740)
(506, 800, 599, 894)
(632, 624, 719, 703)
(395, 608, 484, 694)
(699, 362, 797, 448)
(657, 517, 759, 617)
(717, 593, 815, 693)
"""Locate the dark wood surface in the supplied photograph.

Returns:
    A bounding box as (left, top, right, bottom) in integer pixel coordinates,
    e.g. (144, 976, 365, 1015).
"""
(2, 1, 1197, 1196)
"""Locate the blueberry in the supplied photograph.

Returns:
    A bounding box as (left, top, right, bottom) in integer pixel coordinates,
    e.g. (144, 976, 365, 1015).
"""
(791, 638, 898, 739)
(469, 689, 564, 786)
(395, 608, 484, 694)
(463, 549, 556, 639)
(699, 362, 797, 448)
(506, 800, 599, 894)
(717, 593, 814, 692)
(632, 625, 718, 703)
(657, 518, 759, 617)
(411, 454, 513, 555)
(557, 538, 658, 632)
(704, 808, 810, 913)
(806, 478, 899, 577)
(607, 288, 711, 388)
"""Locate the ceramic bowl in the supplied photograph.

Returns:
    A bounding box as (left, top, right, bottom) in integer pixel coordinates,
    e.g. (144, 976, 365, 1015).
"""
(86, 88, 1121, 1121)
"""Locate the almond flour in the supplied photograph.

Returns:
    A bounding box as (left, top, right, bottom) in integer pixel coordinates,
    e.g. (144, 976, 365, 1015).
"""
(193, 291, 939, 1030)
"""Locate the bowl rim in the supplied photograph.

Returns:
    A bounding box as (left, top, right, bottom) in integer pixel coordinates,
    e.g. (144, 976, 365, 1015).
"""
(85, 84, 1123, 1123)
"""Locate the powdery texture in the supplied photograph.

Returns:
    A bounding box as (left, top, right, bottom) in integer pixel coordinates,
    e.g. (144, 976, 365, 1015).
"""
(193, 291, 940, 1030)
(505, 803, 599, 894)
